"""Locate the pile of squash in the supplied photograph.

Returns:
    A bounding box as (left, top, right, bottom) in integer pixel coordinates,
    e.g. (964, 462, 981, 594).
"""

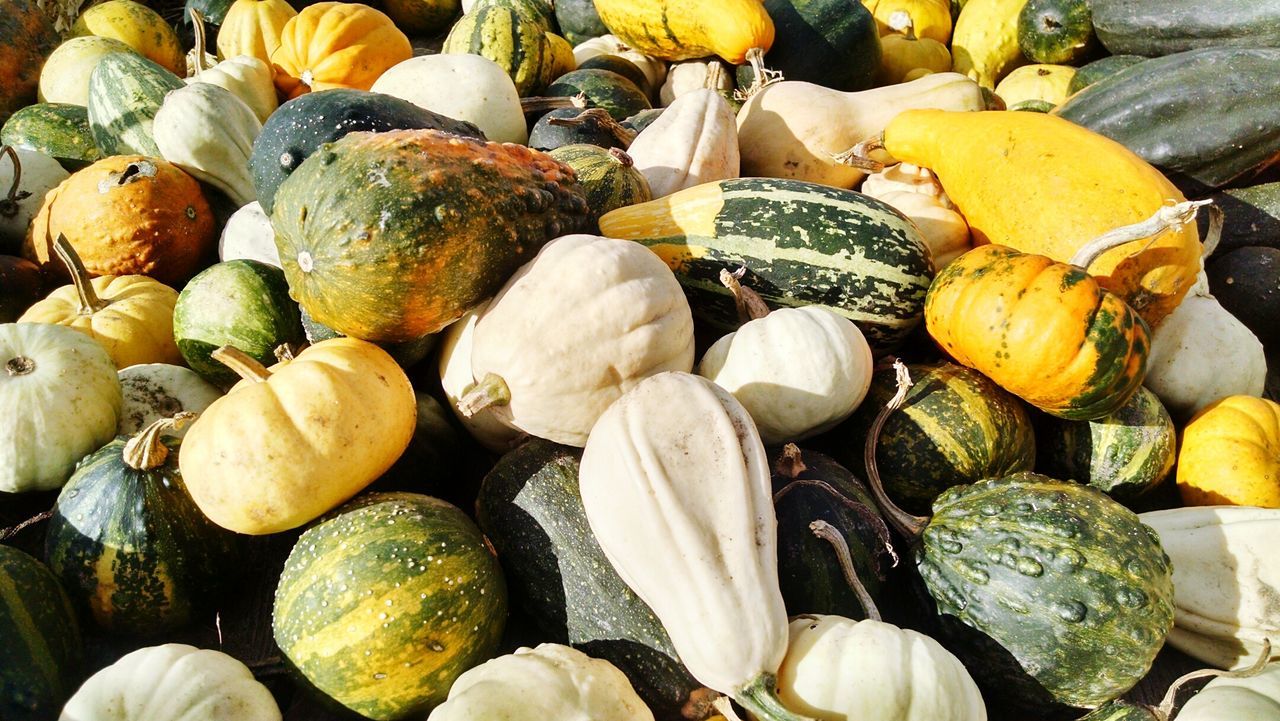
(1, 0, 1279, 718)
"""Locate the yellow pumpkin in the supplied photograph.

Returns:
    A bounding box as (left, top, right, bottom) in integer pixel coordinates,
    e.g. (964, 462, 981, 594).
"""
(18, 235, 181, 369)
(217, 0, 298, 66)
(70, 0, 186, 76)
(994, 63, 1076, 110)
(38, 36, 138, 105)
(876, 11, 951, 85)
(269, 2, 412, 99)
(1177, 396, 1280, 508)
(868, 0, 952, 44)
(178, 338, 416, 535)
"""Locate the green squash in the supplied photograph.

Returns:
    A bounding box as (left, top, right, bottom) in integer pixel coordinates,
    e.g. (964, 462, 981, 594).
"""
(1066, 54, 1144, 95)
(85, 51, 186, 157)
(273, 491, 508, 721)
(475, 439, 718, 721)
(555, 0, 607, 43)
(44, 416, 243, 635)
(1210, 181, 1280, 254)
(1, 104, 101, 171)
(0, 545, 82, 721)
(299, 306, 437, 370)
(1088, 0, 1280, 57)
(1207, 246, 1280, 349)
(546, 68, 652, 121)
(622, 108, 665, 135)
(576, 54, 652, 98)
(547, 144, 651, 229)
(1078, 701, 1158, 721)
(442, 2, 560, 96)
(382, 0, 461, 36)
(528, 106, 632, 151)
(737, 0, 882, 92)
(172, 259, 305, 389)
(1017, 0, 1097, 65)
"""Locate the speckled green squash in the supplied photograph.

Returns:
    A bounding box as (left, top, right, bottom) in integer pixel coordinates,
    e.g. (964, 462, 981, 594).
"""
(1, 103, 102, 171)
(0, 546, 82, 721)
(547, 144, 651, 229)
(919, 472, 1175, 710)
(546, 68, 651, 121)
(475, 440, 718, 721)
(44, 426, 243, 635)
(273, 492, 508, 721)
(598, 177, 935, 353)
(85, 51, 185, 157)
(1078, 701, 1158, 721)
(833, 361, 1036, 515)
(1035, 385, 1176, 501)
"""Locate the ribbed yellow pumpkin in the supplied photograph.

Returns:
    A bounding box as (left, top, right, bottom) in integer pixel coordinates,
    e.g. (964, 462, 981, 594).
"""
(217, 0, 298, 66)
(269, 2, 411, 99)
(1177, 396, 1280, 508)
(178, 337, 416, 535)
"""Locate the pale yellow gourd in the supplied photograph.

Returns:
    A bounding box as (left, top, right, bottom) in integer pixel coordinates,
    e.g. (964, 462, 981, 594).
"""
(993, 63, 1076, 109)
(627, 88, 739, 198)
(860, 163, 971, 268)
(216, 0, 297, 66)
(372, 54, 528, 144)
(876, 11, 951, 85)
(950, 0, 1028, 88)
(38, 36, 138, 105)
(867, 0, 952, 43)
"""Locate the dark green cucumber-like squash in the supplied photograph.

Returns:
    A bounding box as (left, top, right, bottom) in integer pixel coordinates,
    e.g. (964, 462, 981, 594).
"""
(0, 545, 82, 721)
(172, 259, 305, 389)
(475, 439, 718, 721)
(546, 68, 652, 121)
(1, 103, 102, 171)
(86, 51, 186, 158)
(548, 144, 651, 229)
(0, 0, 60, 124)
(249, 88, 485, 215)
(1088, 0, 1280, 57)
(271, 128, 589, 343)
(273, 492, 508, 721)
(554, 0, 607, 44)
(1035, 385, 1176, 501)
(831, 361, 1036, 515)
(528, 106, 634, 151)
(44, 416, 244, 635)
(1066, 54, 1144, 95)
(736, 0, 882, 92)
(1055, 47, 1280, 191)
(1017, 0, 1097, 65)
(597, 177, 935, 353)
(1210, 181, 1280, 252)
(1207, 246, 1280, 349)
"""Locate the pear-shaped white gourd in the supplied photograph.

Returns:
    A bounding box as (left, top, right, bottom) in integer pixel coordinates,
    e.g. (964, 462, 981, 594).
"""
(154, 83, 261, 207)
(184, 10, 278, 123)
(579, 371, 813, 721)
(372, 54, 527, 144)
(627, 88, 740, 199)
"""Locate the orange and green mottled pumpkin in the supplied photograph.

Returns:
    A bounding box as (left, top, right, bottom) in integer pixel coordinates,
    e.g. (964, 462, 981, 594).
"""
(269, 2, 412, 99)
(0, 0, 61, 123)
(925, 243, 1150, 420)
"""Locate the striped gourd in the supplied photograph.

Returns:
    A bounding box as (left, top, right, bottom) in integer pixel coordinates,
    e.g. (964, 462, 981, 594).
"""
(593, 0, 774, 64)
(548, 145, 651, 228)
(598, 177, 935, 353)
(86, 52, 185, 157)
(442, 3, 560, 96)
(273, 492, 507, 721)
(0, 545, 82, 721)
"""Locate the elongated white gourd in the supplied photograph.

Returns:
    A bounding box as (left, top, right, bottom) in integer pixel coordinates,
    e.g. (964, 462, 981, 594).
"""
(627, 88, 739, 199)
(579, 371, 811, 721)
(154, 83, 260, 207)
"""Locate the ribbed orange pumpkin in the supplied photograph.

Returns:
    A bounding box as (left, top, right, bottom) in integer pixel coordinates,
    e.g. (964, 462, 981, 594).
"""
(216, 0, 298, 66)
(269, 2, 412, 99)
(23, 156, 215, 287)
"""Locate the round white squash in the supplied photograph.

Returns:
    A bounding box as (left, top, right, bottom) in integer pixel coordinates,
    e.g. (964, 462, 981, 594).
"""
(187, 55, 278, 124)
(371, 54, 527, 144)
(1177, 658, 1280, 720)
(659, 58, 733, 106)
(38, 36, 138, 105)
(218, 200, 279, 266)
(1, 146, 70, 252)
(117, 363, 223, 438)
(438, 304, 526, 453)
(572, 35, 667, 94)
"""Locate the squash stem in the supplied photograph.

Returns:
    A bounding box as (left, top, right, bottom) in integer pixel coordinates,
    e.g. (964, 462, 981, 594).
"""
(1068, 199, 1212, 270)
(0, 145, 28, 219)
(607, 147, 635, 167)
(520, 94, 587, 114)
(123, 412, 198, 470)
(737, 47, 783, 101)
(810, 520, 882, 621)
(1154, 639, 1273, 719)
(5, 356, 35, 376)
(711, 696, 745, 721)
(458, 372, 512, 417)
(0, 510, 53, 542)
(1200, 203, 1224, 260)
(212, 345, 273, 383)
(888, 10, 918, 40)
(831, 136, 886, 172)
(547, 108, 637, 148)
(734, 673, 815, 721)
(773, 443, 807, 478)
(719, 267, 771, 322)
(704, 60, 725, 91)
(52, 234, 110, 314)
(864, 359, 930, 540)
(189, 8, 210, 74)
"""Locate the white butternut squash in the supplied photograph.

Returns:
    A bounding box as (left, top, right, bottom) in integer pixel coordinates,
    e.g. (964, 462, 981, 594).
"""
(627, 88, 739, 198)
(153, 83, 261, 207)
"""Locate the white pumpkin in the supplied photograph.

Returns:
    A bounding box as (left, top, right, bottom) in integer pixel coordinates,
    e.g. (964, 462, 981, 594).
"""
(1143, 273, 1267, 421)
(659, 58, 733, 106)
(187, 55, 278, 124)
(218, 200, 278, 266)
(117, 363, 222, 438)
(0, 146, 70, 252)
(59, 643, 281, 721)
(698, 306, 873, 445)
(860, 163, 970, 268)
(428, 644, 655, 721)
(438, 304, 526, 453)
(1140, 506, 1280, 671)
(626, 88, 739, 198)
(466, 234, 695, 446)
(371, 54, 527, 144)
(1, 322, 122, 492)
(153, 83, 261, 207)
(773, 615, 986, 721)
(1177, 659, 1280, 720)
(573, 35, 667, 95)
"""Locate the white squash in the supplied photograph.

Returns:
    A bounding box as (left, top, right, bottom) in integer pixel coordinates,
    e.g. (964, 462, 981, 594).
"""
(428, 644, 655, 721)
(659, 58, 733, 106)
(860, 167, 972, 268)
(38, 36, 137, 105)
(371, 54, 527, 144)
(0, 146, 70, 252)
(218, 200, 279, 266)
(1139, 506, 1280, 671)
(573, 35, 667, 95)
(579, 371, 803, 720)
(1178, 659, 1280, 720)
(464, 234, 695, 446)
(117, 363, 222, 438)
(860, 162, 952, 202)
(59, 643, 281, 721)
(774, 615, 987, 721)
(438, 304, 526, 453)
(698, 305, 873, 445)
(1143, 272, 1266, 421)
(626, 88, 739, 198)
(1, 322, 121, 492)
(153, 83, 261, 207)
(187, 55, 278, 124)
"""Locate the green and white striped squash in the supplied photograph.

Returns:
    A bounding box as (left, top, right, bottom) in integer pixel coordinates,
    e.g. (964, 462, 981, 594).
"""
(442, 3, 560, 96)
(547, 145, 651, 228)
(86, 51, 185, 157)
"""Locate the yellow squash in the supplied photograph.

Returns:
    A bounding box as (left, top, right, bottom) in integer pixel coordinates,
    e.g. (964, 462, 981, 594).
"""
(1177, 396, 1280, 508)
(876, 11, 951, 85)
(881, 109, 1201, 327)
(18, 235, 181, 369)
(950, 0, 1027, 88)
(993, 63, 1076, 109)
(592, 0, 774, 64)
(217, 0, 298, 66)
(178, 337, 416, 534)
(868, 0, 952, 44)
(70, 0, 186, 75)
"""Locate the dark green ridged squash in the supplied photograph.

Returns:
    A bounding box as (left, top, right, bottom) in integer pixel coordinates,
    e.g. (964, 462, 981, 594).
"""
(249, 88, 485, 215)
(622, 108, 665, 135)
(736, 0, 882, 92)
(0, 545, 82, 721)
(1, 104, 101, 171)
(548, 144, 651, 228)
(172, 259, 305, 389)
(1035, 386, 1176, 501)
(1088, 0, 1280, 57)
(832, 361, 1036, 515)
(475, 440, 718, 721)
(1017, 0, 1097, 65)
(576, 54, 652, 97)
(273, 492, 508, 721)
(528, 106, 632, 151)
(85, 51, 185, 157)
(1210, 181, 1280, 253)
(1066, 55, 1144, 95)
(554, 0, 607, 44)
(546, 68, 652, 121)
(597, 177, 935, 353)
(1055, 47, 1280, 191)
(441, 1, 560, 96)
(1207, 246, 1280, 349)
(44, 416, 243, 635)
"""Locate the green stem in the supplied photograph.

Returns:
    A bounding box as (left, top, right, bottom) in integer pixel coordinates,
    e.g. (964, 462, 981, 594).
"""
(458, 372, 512, 417)
(52, 234, 109, 315)
(734, 673, 815, 721)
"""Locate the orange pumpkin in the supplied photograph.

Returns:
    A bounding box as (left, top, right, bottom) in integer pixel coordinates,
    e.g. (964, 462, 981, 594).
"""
(0, 0, 60, 122)
(217, 0, 298, 66)
(269, 2, 412, 99)
(23, 156, 215, 287)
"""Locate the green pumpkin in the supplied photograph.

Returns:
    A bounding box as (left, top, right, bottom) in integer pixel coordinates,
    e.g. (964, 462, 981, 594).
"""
(1017, 0, 1098, 65)
(441, 2, 560, 96)
(0, 545, 82, 721)
(273, 492, 508, 721)
(1, 103, 101, 171)
(547, 144, 651, 229)
(546, 69, 652, 121)
(553, 0, 607, 44)
(44, 416, 244, 635)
